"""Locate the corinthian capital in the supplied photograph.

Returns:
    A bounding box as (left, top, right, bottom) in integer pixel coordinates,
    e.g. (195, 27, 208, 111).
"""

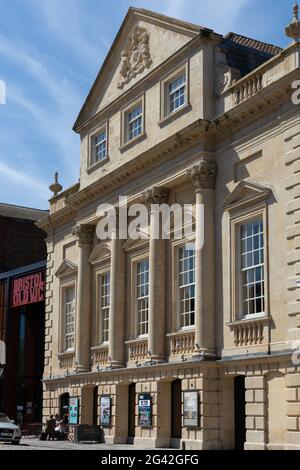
(186, 160, 217, 190)
(142, 186, 169, 205)
(72, 224, 94, 246)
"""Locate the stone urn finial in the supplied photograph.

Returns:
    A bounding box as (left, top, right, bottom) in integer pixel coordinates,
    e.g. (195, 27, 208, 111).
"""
(285, 2, 300, 42)
(49, 171, 63, 197)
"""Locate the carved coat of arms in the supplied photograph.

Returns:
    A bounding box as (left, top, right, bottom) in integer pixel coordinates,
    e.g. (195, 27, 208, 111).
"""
(117, 25, 152, 89)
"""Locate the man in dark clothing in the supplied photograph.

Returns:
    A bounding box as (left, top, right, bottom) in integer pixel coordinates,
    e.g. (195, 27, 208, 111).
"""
(45, 415, 56, 440)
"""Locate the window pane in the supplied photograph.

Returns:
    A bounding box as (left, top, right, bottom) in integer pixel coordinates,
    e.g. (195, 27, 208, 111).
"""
(137, 260, 149, 336)
(168, 74, 186, 113)
(100, 272, 110, 343)
(95, 130, 107, 162)
(178, 243, 195, 328)
(127, 105, 143, 141)
(240, 220, 265, 317)
(64, 286, 75, 350)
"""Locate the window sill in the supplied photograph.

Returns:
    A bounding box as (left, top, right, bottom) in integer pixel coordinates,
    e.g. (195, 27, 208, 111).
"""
(90, 344, 109, 350)
(86, 156, 109, 174)
(227, 315, 271, 327)
(166, 328, 195, 337)
(57, 350, 75, 356)
(158, 102, 191, 128)
(119, 132, 147, 153)
(125, 336, 148, 344)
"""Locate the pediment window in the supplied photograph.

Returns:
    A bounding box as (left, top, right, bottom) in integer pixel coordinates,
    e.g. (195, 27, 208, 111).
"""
(224, 180, 272, 212)
(55, 259, 78, 278)
(89, 242, 111, 265)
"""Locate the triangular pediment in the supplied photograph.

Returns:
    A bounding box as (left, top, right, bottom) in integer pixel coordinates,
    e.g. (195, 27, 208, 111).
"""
(55, 259, 78, 278)
(89, 242, 111, 265)
(224, 180, 272, 211)
(74, 8, 205, 131)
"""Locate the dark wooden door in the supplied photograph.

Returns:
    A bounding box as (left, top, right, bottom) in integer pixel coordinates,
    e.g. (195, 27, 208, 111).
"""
(234, 376, 246, 450)
(171, 379, 182, 439)
(128, 383, 136, 440)
(93, 387, 98, 425)
(60, 392, 69, 419)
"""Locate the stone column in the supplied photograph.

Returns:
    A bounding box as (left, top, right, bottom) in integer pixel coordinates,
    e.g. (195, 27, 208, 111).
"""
(108, 223, 125, 369)
(72, 224, 94, 372)
(142, 187, 169, 361)
(187, 159, 217, 357)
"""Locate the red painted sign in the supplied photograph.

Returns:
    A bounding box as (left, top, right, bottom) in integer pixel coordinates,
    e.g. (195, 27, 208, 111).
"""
(11, 271, 45, 307)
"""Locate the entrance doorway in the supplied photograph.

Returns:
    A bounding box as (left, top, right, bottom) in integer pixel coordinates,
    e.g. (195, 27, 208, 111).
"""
(234, 376, 246, 450)
(128, 383, 136, 443)
(81, 386, 97, 425)
(60, 392, 69, 419)
(93, 387, 98, 425)
(171, 379, 182, 442)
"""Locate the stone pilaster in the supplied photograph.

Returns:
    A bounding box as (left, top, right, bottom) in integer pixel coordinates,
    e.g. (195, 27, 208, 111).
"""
(286, 369, 300, 448)
(142, 186, 169, 361)
(108, 225, 126, 369)
(43, 238, 55, 423)
(244, 375, 267, 450)
(187, 159, 217, 357)
(284, 124, 300, 340)
(72, 224, 94, 372)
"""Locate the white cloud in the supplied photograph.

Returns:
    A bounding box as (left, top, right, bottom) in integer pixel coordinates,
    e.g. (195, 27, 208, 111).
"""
(7, 85, 79, 173)
(28, 0, 110, 64)
(0, 161, 48, 197)
(0, 33, 82, 111)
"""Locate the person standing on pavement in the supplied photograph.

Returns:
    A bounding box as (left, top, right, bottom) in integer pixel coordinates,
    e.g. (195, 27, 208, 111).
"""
(45, 415, 56, 440)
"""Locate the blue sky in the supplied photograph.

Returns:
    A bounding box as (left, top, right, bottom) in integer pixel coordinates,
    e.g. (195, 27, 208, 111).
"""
(0, 0, 294, 209)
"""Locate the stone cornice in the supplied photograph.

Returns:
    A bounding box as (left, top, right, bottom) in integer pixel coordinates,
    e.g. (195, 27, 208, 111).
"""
(36, 120, 211, 232)
(42, 350, 292, 384)
(213, 69, 298, 137)
(37, 67, 299, 233)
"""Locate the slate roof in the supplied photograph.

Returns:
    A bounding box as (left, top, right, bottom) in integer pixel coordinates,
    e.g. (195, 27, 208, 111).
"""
(224, 32, 282, 57)
(0, 203, 48, 221)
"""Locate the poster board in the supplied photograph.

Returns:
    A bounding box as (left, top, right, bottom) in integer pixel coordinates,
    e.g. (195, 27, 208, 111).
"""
(100, 395, 111, 428)
(183, 391, 199, 427)
(138, 394, 152, 427)
(69, 397, 79, 425)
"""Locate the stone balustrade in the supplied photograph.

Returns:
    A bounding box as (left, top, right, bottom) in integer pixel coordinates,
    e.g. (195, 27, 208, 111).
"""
(234, 73, 263, 105)
(57, 351, 75, 370)
(91, 346, 109, 369)
(168, 330, 195, 357)
(126, 338, 149, 364)
(228, 317, 270, 347)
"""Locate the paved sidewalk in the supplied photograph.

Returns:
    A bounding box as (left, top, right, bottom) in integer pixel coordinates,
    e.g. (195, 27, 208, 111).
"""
(0, 438, 166, 451)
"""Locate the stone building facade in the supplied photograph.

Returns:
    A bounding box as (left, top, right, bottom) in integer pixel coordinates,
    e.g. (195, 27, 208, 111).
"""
(37, 8, 300, 450)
